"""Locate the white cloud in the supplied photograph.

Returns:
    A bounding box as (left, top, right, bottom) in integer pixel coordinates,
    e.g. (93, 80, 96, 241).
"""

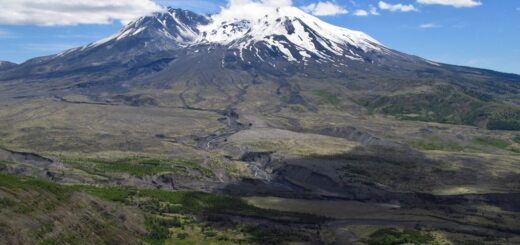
(353, 9, 369, 16)
(210, 0, 293, 22)
(240, 0, 292, 7)
(417, 0, 482, 8)
(419, 23, 441, 28)
(353, 6, 379, 16)
(220, 0, 347, 18)
(369, 6, 381, 15)
(155, 0, 221, 13)
(227, 0, 292, 9)
(0, 0, 162, 26)
(378, 1, 417, 12)
(301, 1, 349, 16)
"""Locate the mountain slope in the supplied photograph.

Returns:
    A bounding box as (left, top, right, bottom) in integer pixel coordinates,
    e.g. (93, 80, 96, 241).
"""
(0, 6, 519, 130)
(0, 61, 16, 71)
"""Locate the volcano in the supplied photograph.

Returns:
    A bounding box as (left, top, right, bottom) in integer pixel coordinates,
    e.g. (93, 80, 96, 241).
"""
(1, 5, 520, 245)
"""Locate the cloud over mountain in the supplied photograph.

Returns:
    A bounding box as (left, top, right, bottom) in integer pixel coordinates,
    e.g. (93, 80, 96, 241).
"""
(378, 1, 417, 12)
(301, 1, 349, 16)
(0, 0, 162, 26)
(417, 0, 482, 8)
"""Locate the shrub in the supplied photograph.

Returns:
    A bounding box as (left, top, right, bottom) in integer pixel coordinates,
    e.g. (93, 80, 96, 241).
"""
(487, 120, 520, 131)
(145, 215, 181, 242)
(176, 233, 189, 240)
(487, 110, 520, 131)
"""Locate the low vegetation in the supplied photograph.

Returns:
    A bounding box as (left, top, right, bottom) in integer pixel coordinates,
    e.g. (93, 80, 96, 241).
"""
(0, 173, 146, 244)
(365, 228, 435, 245)
(314, 89, 341, 106)
(487, 109, 520, 131)
(145, 215, 181, 244)
(360, 86, 483, 125)
(62, 156, 213, 177)
(359, 85, 520, 131)
(0, 173, 325, 244)
(410, 140, 464, 152)
(0, 172, 70, 200)
(513, 135, 520, 144)
(474, 136, 511, 149)
(75, 185, 257, 217)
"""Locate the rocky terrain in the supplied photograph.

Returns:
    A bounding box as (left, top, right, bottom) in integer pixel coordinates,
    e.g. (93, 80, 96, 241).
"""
(0, 6, 519, 245)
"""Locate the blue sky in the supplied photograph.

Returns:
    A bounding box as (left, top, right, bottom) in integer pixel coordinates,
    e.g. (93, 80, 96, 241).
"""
(0, 0, 519, 74)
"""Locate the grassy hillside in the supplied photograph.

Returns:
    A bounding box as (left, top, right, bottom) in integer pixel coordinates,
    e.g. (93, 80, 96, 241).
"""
(359, 85, 520, 130)
(0, 173, 330, 244)
(0, 174, 146, 244)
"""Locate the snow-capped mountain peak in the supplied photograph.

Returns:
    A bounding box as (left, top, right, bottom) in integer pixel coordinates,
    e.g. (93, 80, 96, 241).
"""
(200, 6, 381, 50)
(88, 8, 209, 49)
(48, 7, 390, 68)
(198, 6, 384, 62)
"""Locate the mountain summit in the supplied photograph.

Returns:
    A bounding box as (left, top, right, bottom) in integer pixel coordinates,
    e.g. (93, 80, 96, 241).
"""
(197, 6, 385, 62)
(2, 7, 423, 78)
(85, 6, 387, 64)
